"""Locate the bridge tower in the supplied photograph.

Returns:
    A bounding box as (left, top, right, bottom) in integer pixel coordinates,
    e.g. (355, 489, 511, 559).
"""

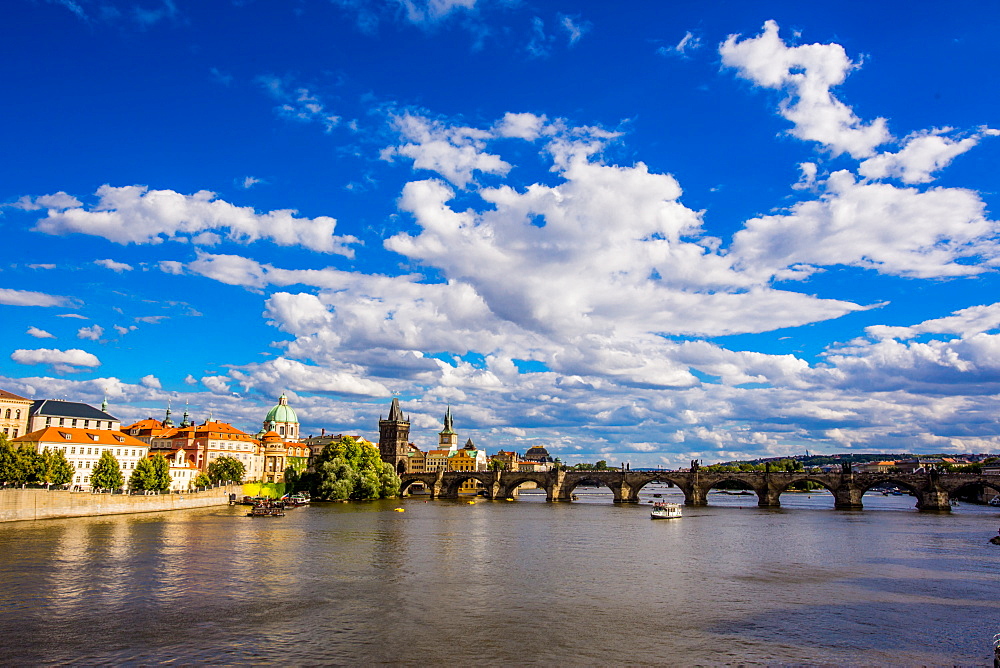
(379, 397, 410, 475)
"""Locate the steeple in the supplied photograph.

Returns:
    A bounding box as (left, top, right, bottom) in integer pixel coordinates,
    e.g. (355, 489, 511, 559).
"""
(180, 402, 192, 428)
(378, 397, 410, 476)
(387, 397, 405, 422)
(439, 405, 459, 451)
(101, 396, 108, 413)
(162, 400, 174, 428)
(440, 405, 455, 435)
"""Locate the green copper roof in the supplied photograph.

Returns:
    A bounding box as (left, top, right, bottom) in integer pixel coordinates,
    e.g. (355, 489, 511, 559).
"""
(264, 394, 298, 424)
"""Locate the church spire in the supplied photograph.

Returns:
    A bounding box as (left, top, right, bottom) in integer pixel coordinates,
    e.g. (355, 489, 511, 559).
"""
(387, 397, 405, 422)
(440, 405, 455, 435)
(163, 400, 174, 428)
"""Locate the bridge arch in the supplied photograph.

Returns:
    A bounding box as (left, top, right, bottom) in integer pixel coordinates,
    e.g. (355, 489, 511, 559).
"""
(699, 476, 764, 505)
(399, 475, 436, 497)
(440, 472, 494, 498)
(497, 474, 550, 500)
(561, 475, 619, 502)
(947, 479, 1000, 504)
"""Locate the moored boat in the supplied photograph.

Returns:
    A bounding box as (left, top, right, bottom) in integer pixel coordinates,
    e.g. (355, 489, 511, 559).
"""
(650, 502, 682, 519)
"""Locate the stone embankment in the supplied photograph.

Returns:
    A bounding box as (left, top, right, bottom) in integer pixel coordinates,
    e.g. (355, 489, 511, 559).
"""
(0, 484, 241, 523)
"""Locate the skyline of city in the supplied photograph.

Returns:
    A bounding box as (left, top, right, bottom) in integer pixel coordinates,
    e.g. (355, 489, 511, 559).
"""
(3, 1, 1000, 468)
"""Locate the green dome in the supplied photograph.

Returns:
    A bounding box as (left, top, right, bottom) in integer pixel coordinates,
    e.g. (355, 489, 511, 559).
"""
(264, 394, 298, 424)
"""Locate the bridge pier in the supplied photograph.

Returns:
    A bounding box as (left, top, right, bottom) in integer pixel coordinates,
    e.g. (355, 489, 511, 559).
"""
(833, 485, 864, 510)
(916, 488, 951, 512)
(683, 484, 707, 506)
(757, 485, 781, 508)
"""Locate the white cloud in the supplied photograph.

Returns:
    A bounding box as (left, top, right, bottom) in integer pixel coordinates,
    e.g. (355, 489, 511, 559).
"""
(27, 327, 55, 339)
(184, 374, 198, 385)
(240, 176, 264, 189)
(77, 325, 104, 341)
(397, 0, 476, 24)
(230, 357, 391, 397)
(201, 375, 231, 394)
(381, 113, 510, 188)
(658, 30, 702, 57)
(140, 374, 162, 389)
(858, 129, 990, 184)
(27, 264, 57, 270)
(731, 170, 998, 280)
(11, 348, 101, 371)
(494, 112, 548, 141)
(720, 20, 890, 158)
(31, 185, 359, 255)
(0, 288, 75, 308)
(113, 324, 138, 336)
(866, 303, 1000, 341)
(559, 15, 590, 46)
(94, 258, 134, 272)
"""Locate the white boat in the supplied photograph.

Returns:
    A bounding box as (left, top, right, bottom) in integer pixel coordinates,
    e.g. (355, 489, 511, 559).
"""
(650, 502, 682, 519)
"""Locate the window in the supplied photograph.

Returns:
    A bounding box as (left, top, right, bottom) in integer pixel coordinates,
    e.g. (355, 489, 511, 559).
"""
(46, 417, 51, 426)
(60, 431, 72, 440)
(83, 420, 89, 428)
(4, 409, 9, 419)
(114, 435, 124, 443)
(12, 430, 17, 437)
(71, 419, 77, 427)
(15, 410, 20, 419)
(116, 449, 120, 456)
(1, 428, 6, 436)
(89, 434, 99, 441)
(71, 447, 76, 454)
(86, 448, 92, 455)
(59, 418, 64, 426)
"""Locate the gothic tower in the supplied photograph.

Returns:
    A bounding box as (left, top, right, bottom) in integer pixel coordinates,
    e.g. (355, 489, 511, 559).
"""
(378, 397, 410, 474)
(439, 405, 458, 451)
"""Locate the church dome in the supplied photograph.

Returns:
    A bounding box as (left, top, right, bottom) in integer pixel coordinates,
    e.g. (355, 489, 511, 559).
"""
(264, 394, 298, 424)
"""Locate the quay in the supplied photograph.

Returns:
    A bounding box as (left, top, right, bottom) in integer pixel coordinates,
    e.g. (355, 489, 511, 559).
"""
(399, 468, 1000, 511)
(0, 484, 242, 523)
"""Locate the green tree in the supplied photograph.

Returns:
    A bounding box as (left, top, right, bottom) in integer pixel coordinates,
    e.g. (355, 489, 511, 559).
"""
(0, 439, 17, 484)
(90, 451, 124, 491)
(206, 456, 245, 484)
(310, 436, 400, 501)
(38, 448, 74, 487)
(130, 455, 171, 492)
(283, 465, 300, 492)
(12, 446, 42, 485)
(193, 472, 211, 488)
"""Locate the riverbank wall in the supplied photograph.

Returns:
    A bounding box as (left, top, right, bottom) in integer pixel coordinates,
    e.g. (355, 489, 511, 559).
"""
(0, 485, 241, 523)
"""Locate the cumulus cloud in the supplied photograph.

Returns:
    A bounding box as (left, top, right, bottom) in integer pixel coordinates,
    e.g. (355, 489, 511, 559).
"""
(0, 288, 76, 308)
(230, 357, 391, 397)
(77, 325, 104, 341)
(858, 128, 992, 183)
(720, 20, 890, 158)
(27, 326, 55, 339)
(730, 170, 998, 280)
(30, 185, 359, 255)
(11, 348, 101, 372)
(94, 258, 133, 272)
(201, 375, 231, 394)
(867, 303, 1000, 341)
(140, 374, 162, 389)
(381, 113, 510, 188)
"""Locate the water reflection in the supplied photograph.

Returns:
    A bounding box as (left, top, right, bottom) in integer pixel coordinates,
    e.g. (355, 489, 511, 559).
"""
(0, 497, 996, 664)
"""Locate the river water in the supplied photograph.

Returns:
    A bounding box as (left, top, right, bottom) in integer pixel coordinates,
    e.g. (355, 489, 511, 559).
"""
(1, 487, 998, 665)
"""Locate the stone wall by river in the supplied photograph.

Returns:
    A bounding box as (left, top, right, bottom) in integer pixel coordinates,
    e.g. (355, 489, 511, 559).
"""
(0, 484, 241, 522)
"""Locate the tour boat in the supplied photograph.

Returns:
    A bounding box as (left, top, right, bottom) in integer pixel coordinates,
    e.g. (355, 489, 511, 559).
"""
(650, 502, 682, 519)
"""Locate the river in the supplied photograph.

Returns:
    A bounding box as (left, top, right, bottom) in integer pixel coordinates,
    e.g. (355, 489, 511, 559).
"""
(0, 487, 997, 665)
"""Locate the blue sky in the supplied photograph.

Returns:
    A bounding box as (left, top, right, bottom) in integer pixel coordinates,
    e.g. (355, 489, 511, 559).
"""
(3, 0, 1000, 466)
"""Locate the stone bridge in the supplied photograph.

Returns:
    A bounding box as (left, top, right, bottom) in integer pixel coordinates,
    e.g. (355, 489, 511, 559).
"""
(398, 469, 1000, 512)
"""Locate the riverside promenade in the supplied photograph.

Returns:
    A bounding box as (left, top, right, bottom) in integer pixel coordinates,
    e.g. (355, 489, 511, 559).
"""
(0, 484, 241, 523)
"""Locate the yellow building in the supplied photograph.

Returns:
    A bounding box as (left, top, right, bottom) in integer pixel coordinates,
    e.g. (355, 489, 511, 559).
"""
(0, 389, 32, 439)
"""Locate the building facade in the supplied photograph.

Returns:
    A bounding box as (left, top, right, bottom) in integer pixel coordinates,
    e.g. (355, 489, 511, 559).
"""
(378, 398, 411, 475)
(13, 426, 149, 490)
(0, 389, 32, 439)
